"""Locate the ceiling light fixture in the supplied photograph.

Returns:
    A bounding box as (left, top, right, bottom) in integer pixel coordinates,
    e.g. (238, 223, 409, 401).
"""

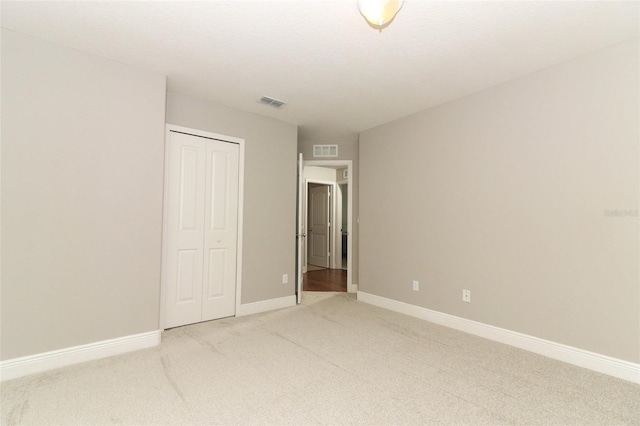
(357, 0, 404, 29)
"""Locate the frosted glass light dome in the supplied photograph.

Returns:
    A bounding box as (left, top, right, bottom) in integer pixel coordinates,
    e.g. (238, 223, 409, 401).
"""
(357, 0, 404, 27)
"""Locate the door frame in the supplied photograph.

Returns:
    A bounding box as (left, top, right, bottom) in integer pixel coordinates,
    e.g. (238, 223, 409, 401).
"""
(160, 124, 245, 331)
(301, 160, 354, 294)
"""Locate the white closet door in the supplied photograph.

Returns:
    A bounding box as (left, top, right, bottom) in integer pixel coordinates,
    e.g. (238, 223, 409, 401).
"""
(201, 140, 239, 321)
(164, 129, 240, 329)
(164, 132, 206, 328)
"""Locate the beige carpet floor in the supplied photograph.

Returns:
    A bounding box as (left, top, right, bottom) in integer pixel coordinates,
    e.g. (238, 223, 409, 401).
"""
(2, 292, 639, 425)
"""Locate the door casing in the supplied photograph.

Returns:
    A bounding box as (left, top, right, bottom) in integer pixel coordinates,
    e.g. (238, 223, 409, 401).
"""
(299, 160, 354, 294)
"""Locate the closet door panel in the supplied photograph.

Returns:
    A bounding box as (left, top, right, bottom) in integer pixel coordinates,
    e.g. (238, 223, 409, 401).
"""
(202, 141, 239, 321)
(164, 132, 206, 328)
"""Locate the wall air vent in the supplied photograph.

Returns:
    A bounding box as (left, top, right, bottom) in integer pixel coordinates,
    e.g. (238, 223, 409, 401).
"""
(313, 144, 338, 158)
(258, 96, 286, 108)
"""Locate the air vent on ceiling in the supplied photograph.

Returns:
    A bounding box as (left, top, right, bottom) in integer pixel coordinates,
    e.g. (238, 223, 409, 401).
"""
(313, 144, 338, 158)
(259, 96, 286, 108)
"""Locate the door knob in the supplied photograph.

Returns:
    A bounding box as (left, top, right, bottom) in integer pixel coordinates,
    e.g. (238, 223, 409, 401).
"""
(216, 239, 222, 243)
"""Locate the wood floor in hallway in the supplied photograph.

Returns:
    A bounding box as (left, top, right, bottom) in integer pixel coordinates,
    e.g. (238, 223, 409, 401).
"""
(303, 268, 347, 292)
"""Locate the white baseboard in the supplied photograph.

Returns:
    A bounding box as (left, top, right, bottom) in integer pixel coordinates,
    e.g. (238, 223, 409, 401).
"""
(0, 330, 161, 382)
(357, 291, 640, 384)
(348, 282, 358, 293)
(236, 295, 296, 317)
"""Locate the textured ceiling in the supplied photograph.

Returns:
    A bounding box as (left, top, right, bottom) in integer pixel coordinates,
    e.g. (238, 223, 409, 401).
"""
(2, 1, 638, 141)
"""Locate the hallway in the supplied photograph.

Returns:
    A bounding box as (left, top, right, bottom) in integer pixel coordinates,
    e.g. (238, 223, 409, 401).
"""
(303, 268, 347, 292)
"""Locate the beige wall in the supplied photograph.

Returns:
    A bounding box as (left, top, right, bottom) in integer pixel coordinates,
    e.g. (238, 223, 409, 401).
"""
(1, 30, 167, 360)
(298, 136, 360, 284)
(166, 92, 298, 304)
(304, 166, 337, 183)
(359, 39, 639, 362)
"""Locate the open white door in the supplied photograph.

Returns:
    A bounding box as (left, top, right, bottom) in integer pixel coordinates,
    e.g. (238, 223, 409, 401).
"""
(296, 153, 304, 304)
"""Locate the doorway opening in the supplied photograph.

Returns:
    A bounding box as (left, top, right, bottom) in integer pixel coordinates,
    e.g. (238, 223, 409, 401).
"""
(296, 159, 353, 301)
(305, 182, 346, 292)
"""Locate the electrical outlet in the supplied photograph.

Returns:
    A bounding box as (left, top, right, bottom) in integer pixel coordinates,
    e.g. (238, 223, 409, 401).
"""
(462, 289, 471, 303)
(282, 274, 288, 284)
(412, 280, 419, 291)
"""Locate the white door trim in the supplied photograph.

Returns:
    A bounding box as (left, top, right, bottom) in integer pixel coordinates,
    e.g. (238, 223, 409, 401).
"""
(302, 160, 354, 293)
(161, 124, 245, 331)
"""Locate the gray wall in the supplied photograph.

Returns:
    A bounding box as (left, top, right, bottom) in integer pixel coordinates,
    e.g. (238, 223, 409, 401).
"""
(359, 39, 639, 363)
(166, 92, 298, 304)
(1, 30, 167, 360)
(298, 136, 360, 284)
